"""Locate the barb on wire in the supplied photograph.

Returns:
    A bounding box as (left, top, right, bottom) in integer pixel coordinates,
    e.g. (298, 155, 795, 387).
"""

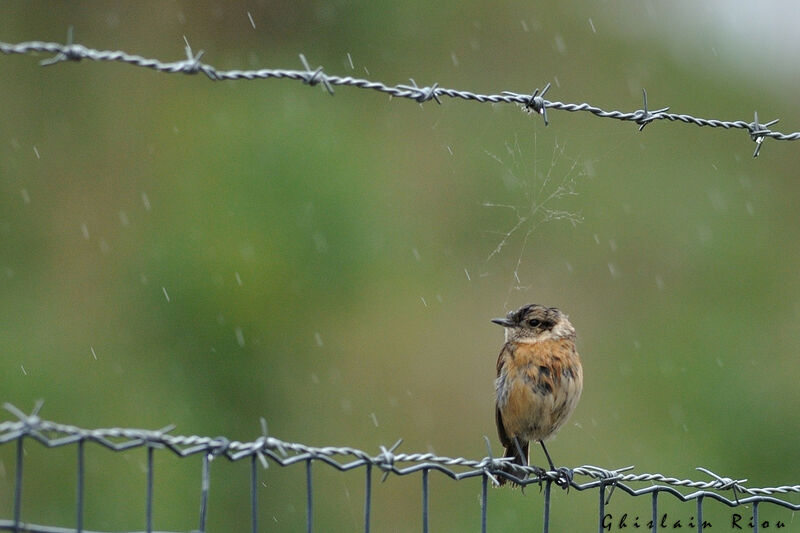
(748, 110, 780, 158)
(1, 37, 799, 157)
(180, 37, 207, 76)
(634, 88, 670, 131)
(506, 82, 551, 125)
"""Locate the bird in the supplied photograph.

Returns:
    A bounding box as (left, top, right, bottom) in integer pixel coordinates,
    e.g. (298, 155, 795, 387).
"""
(492, 303, 583, 488)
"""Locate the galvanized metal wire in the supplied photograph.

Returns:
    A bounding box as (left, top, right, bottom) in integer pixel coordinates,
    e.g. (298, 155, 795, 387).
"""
(1, 403, 799, 533)
(0, 34, 797, 157)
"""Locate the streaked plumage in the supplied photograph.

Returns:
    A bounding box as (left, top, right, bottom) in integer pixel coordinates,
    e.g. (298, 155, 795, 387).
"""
(493, 304, 582, 487)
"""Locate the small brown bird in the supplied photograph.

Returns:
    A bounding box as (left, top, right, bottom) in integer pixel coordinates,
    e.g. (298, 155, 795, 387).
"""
(493, 303, 583, 487)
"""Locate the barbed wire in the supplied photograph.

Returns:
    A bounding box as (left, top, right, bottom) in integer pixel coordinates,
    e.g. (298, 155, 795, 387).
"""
(1, 33, 798, 158)
(1, 403, 799, 533)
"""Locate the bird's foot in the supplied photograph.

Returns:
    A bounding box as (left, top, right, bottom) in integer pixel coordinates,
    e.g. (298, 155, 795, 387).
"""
(530, 465, 548, 492)
(554, 466, 574, 491)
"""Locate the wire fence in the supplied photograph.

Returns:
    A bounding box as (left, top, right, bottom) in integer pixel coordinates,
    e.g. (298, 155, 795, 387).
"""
(1, 403, 799, 533)
(2, 32, 800, 532)
(1, 33, 799, 157)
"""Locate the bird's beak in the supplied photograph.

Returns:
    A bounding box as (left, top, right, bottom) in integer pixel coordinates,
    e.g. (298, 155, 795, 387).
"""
(491, 317, 514, 327)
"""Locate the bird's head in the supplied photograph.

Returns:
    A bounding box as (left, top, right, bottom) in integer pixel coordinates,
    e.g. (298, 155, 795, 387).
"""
(491, 303, 575, 343)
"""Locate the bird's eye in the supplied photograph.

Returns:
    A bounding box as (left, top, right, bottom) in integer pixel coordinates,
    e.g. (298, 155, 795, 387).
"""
(528, 319, 541, 327)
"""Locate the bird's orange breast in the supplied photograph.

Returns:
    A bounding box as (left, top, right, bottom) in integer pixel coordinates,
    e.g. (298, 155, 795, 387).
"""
(496, 338, 583, 442)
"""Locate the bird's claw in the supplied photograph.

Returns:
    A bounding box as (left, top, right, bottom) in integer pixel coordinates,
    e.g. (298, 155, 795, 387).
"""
(554, 466, 573, 490)
(529, 465, 547, 492)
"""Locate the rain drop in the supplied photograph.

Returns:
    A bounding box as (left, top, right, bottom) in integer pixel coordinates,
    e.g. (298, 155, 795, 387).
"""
(707, 190, 726, 212)
(584, 159, 596, 178)
(240, 243, 255, 261)
(312, 232, 328, 253)
(554, 34, 567, 54)
(340, 398, 352, 413)
(697, 225, 712, 243)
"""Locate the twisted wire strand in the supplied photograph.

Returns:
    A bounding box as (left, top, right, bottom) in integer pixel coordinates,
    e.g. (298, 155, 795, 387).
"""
(2, 404, 799, 502)
(1, 38, 798, 156)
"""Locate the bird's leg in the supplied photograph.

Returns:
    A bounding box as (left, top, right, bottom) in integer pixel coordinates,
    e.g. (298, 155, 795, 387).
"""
(539, 440, 556, 471)
(513, 437, 527, 467)
(511, 437, 532, 492)
(539, 441, 573, 490)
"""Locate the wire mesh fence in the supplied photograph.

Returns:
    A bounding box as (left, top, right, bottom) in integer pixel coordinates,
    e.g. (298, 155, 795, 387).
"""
(1, 33, 799, 157)
(1, 403, 799, 533)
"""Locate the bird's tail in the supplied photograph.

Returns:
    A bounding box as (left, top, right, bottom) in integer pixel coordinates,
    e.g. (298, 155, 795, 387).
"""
(497, 439, 529, 488)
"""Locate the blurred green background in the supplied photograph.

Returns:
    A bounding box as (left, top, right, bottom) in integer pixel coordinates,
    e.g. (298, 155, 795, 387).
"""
(2, 2, 800, 531)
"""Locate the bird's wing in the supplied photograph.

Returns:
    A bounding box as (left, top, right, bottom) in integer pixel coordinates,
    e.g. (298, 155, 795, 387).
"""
(495, 404, 512, 449)
(495, 343, 512, 449)
(496, 342, 510, 376)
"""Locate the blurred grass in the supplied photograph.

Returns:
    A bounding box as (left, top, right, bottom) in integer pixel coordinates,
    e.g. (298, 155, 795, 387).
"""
(1, 1, 800, 531)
